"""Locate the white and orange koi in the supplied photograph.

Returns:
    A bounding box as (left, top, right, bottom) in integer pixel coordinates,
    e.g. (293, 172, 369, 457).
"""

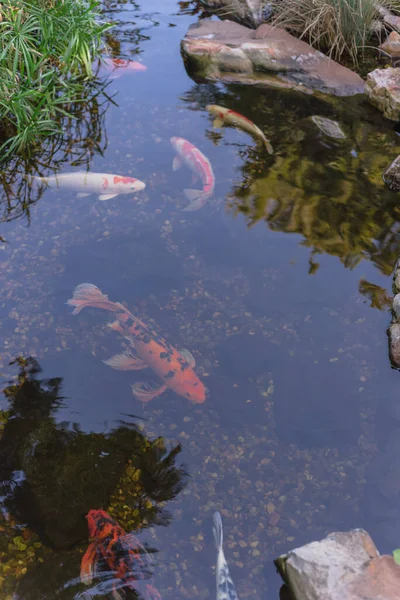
(206, 105, 273, 154)
(31, 171, 146, 201)
(170, 136, 215, 211)
(67, 283, 206, 404)
(102, 57, 147, 79)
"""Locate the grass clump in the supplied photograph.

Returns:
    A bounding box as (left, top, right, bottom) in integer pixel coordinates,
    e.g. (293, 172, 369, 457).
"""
(0, 0, 112, 158)
(270, 0, 398, 64)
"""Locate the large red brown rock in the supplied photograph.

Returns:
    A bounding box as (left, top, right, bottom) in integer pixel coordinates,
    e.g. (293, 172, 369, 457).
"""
(181, 20, 365, 96)
(365, 67, 400, 120)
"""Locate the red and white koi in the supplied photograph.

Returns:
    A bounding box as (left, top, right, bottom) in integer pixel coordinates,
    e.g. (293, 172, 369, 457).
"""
(31, 171, 146, 201)
(67, 283, 206, 404)
(170, 136, 215, 211)
(206, 104, 273, 154)
(102, 57, 147, 79)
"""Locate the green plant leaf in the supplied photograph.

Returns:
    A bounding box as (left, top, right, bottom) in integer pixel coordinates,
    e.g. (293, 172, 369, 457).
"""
(393, 549, 400, 565)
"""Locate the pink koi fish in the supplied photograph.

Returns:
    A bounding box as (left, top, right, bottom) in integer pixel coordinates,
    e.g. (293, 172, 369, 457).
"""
(102, 57, 147, 79)
(170, 136, 215, 211)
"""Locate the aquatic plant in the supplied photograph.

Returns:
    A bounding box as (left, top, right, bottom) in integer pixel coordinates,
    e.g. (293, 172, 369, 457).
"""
(270, 0, 399, 64)
(0, 0, 112, 158)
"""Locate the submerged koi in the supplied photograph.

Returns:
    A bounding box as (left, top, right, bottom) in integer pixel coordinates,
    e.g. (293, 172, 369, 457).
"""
(81, 509, 161, 600)
(206, 105, 273, 154)
(103, 57, 147, 77)
(170, 136, 215, 211)
(213, 512, 239, 600)
(67, 283, 206, 404)
(31, 171, 145, 201)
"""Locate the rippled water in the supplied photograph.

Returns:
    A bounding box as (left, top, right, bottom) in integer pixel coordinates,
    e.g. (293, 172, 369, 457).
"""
(2, 1, 400, 598)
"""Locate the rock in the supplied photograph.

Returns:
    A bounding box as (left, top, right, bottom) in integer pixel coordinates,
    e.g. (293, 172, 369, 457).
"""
(393, 293, 400, 318)
(365, 67, 400, 120)
(383, 154, 400, 189)
(275, 530, 400, 600)
(394, 260, 400, 292)
(310, 116, 346, 139)
(200, 0, 264, 27)
(389, 322, 400, 367)
(181, 20, 365, 97)
(385, 13, 400, 30)
(380, 31, 400, 58)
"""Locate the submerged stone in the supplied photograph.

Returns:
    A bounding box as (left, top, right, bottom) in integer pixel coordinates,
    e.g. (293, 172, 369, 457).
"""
(181, 20, 365, 97)
(365, 67, 400, 120)
(383, 154, 400, 190)
(310, 116, 346, 139)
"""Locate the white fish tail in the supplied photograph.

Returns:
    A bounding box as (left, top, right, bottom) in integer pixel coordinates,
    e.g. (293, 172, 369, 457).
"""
(213, 511, 223, 551)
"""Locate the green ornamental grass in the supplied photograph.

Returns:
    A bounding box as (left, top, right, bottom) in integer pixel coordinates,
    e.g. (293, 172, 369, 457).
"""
(270, 0, 400, 64)
(0, 0, 112, 158)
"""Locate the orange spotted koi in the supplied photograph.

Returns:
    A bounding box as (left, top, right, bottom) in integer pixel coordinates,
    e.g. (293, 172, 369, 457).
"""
(170, 136, 215, 211)
(103, 57, 147, 78)
(206, 105, 273, 154)
(67, 283, 206, 404)
(81, 509, 161, 600)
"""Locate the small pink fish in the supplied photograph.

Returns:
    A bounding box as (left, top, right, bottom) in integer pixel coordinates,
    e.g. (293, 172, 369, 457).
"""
(102, 57, 147, 79)
(170, 136, 215, 211)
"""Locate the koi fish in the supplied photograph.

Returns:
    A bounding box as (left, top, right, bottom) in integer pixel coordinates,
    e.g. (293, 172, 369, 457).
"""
(103, 57, 147, 78)
(81, 509, 161, 600)
(206, 105, 273, 155)
(170, 136, 215, 211)
(67, 283, 206, 404)
(213, 512, 239, 600)
(31, 171, 146, 201)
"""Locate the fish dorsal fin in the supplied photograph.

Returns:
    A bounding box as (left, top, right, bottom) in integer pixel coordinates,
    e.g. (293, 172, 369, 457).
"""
(212, 511, 223, 550)
(179, 348, 195, 368)
(172, 155, 182, 171)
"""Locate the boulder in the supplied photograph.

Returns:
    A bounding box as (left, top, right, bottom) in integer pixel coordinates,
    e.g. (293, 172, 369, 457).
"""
(200, 0, 264, 27)
(380, 31, 400, 58)
(181, 20, 365, 96)
(365, 67, 400, 120)
(275, 530, 400, 600)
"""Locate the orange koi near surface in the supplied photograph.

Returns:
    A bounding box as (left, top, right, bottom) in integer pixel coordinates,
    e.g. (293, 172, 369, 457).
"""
(81, 509, 161, 600)
(67, 283, 206, 404)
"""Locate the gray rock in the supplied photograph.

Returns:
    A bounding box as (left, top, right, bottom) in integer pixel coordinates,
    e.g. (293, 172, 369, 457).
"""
(383, 154, 400, 190)
(394, 261, 400, 292)
(310, 116, 346, 139)
(276, 530, 400, 600)
(389, 322, 400, 367)
(181, 20, 365, 97)
(200, 0, 264, 27)
(365, 67, 400, 120)
(392, 293, 400, 319)
(380, 31, 400, 58)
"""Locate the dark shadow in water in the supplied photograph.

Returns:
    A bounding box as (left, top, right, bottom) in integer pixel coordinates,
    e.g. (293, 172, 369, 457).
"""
(0, 78, 113, 229)
(181, 82, 400, 276)
(0, 356, 188, 552)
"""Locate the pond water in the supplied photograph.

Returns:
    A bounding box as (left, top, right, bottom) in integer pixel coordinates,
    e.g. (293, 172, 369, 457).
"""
(2, 1, 400, 598)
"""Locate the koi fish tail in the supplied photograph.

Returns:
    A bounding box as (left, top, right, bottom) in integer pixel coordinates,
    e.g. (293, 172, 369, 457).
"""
(212, 511, 223, 551)
(66, 283, 122, 315)
(144, 583, 163, 600)
(183, 189, 208, 211)
(264, 138, 274, 155)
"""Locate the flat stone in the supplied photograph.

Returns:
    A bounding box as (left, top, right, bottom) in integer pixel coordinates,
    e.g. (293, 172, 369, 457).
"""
(350, 555, 400, 599)
(181, 20, 365, 97)
(383, 154, 400, 190)
(380, 31, 400, 58)
(365, 67, 400, 120)
(389, 322, 400, 367)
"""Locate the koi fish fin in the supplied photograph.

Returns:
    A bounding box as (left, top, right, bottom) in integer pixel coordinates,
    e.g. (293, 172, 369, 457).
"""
(98, 193, 118, 201)
(103, 352, 147, 371)
(264, 138, 274, 155)
(212, 117, 224, 128)
(107, 319, 124, 333)
(179, 348, 195, 368)
(131, 381, 167, 403)
(144, 584, 163, 600)
(111, 583, 125, 600)
(172, 155, 182, 171)
(212, 511, 223, 551)
(66, 283, 121, 315)
(183, 189, 207, 211)
(77, 192, 91, 198)
(80, 541, 98, 585)
(191, 172, 199, 185)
